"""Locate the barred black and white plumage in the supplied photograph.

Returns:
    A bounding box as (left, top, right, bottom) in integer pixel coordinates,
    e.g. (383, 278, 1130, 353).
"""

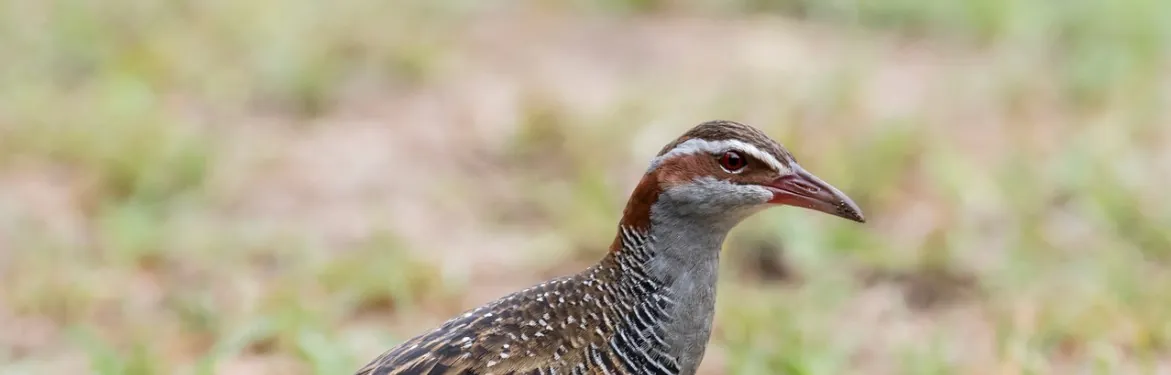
(354, 120, 865, 375)
(357, 227, 682, 375)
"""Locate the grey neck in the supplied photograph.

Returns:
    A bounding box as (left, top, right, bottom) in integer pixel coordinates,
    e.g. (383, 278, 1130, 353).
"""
(641, 193, 761, 283)
(635, 200, 749, 375)
(642, 215, 727, 285)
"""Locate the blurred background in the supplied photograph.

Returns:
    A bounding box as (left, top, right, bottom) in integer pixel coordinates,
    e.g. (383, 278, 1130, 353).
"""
(1, 0, 1169, 374)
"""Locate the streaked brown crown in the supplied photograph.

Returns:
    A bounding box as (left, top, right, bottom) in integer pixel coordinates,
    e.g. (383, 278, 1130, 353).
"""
(656, 120, 796, 165)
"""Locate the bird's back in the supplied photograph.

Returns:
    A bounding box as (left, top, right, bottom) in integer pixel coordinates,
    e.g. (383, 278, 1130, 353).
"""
(357, 245, 682, 375)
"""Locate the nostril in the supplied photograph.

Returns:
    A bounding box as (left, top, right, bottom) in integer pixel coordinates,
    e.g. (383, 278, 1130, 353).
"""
(793, 181, 820, 194)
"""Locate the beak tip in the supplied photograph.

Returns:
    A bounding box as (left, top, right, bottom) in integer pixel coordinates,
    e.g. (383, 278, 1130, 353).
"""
(837, 201, 866, 223)
(844, 211, 866, 223)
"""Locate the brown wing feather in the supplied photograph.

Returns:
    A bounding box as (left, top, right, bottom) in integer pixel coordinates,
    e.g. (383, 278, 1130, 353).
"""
(355, 273, 609, 375)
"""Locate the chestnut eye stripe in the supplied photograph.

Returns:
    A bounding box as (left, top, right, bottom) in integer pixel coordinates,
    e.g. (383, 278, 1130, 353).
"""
(648, 138, 792, 175)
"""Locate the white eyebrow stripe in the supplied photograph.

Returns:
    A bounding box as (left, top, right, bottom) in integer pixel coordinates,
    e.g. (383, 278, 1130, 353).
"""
(648, 138, 791, 174)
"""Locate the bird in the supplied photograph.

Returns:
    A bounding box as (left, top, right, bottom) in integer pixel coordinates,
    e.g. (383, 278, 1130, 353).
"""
(355, 120, 865, 375)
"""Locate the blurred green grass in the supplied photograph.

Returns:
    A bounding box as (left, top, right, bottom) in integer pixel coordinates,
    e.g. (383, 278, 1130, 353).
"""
(1, 0, 1169, 374)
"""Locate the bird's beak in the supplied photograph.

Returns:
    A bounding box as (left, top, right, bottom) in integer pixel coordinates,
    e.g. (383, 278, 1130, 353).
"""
(765, 165, 866, 223)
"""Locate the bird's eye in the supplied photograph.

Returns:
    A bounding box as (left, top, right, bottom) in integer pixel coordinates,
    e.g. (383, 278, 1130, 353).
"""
(719, 151, 748, 172)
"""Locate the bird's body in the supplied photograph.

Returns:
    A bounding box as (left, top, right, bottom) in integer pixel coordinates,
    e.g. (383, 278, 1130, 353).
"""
(357, 121, 864, 375)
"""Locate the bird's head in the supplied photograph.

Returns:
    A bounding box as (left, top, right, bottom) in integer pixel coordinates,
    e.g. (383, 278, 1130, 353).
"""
(621, 120, 864, 232)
